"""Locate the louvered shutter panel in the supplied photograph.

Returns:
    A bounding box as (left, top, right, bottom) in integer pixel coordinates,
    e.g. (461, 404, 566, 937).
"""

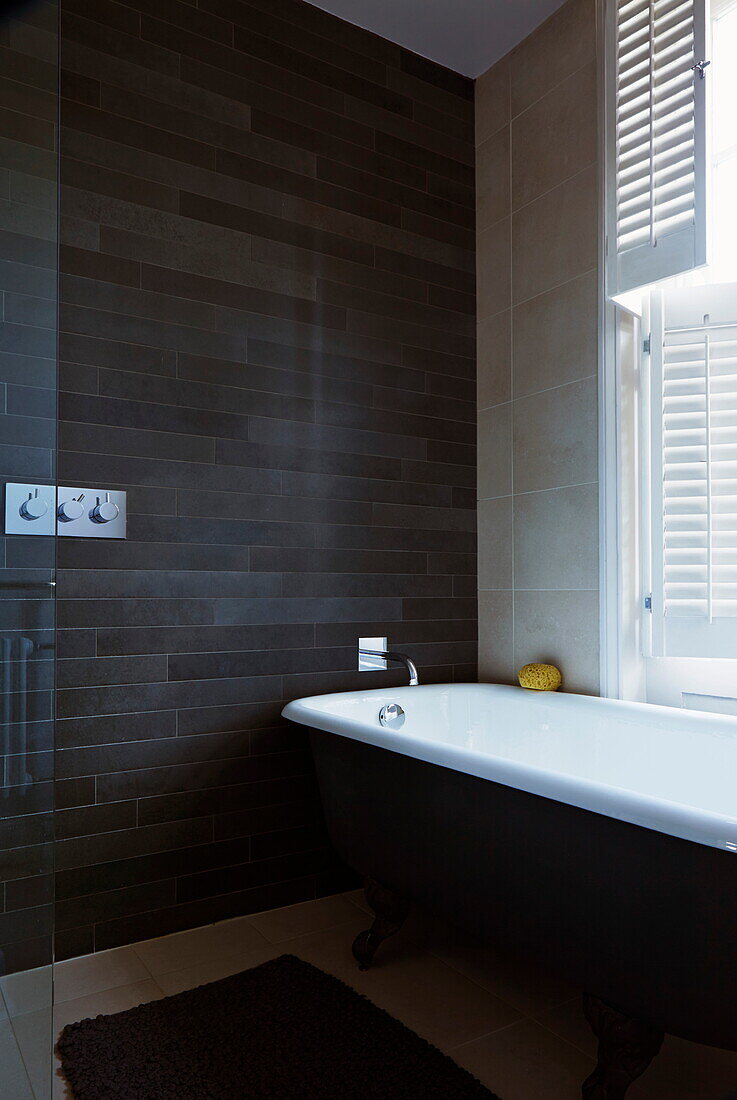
(608, 0, 708, 295)
(650, 283, 737, 657)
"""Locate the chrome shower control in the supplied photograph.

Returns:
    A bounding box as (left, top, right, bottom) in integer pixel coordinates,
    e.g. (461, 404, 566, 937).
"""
(378, 703, 405, 730)
(20, 489, 48, 521)
(5, 485, 55, 535)
(91, 493, 119, 524)
(57, 486, 126, 538)
(58, 494, 85, 522)
(5, 484, 126, 539)
(5, 485, 127, 538)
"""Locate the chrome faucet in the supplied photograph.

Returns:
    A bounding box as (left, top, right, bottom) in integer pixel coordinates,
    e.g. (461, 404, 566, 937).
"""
(358, 647, 419, 686)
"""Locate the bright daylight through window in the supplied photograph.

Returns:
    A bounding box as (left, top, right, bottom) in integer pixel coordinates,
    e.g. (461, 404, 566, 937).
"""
(608, 0, 737, 700)
(710, 0, 737, 283)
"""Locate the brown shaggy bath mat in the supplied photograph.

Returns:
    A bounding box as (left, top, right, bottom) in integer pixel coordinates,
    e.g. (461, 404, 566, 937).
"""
(57, 953, 499, 1099)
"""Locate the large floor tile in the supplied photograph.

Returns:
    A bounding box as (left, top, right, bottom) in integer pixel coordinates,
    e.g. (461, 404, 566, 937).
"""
(0, 1018, 35, 1099)
(132, 914, 271, 977)
(284, 908, 418, 980)
(535, 994, 594, 1054)
(428, 934, 577, 1019)
(342, 888, 370, 913)
(357, 952, 521, 1051)
(4, 887, 737, 1099)
(639, 1034, 737, 1099)
(289, 915, 521, 1050)
(248, 894, 360, 944)
(54, 946, 149, 1004)
(1, 965, 52, 1019)
(52, 1071, 72, 1100)
(452, 1017, 597, 1099)
(52, 978, 165, 1035)
(156, 942, 278, 996)
(536, 997, 735, 1099)
(10, 1008, 56, 1100)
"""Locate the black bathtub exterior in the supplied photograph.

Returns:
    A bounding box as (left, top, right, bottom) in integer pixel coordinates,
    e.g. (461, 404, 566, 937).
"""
(309, 728, 737, 1050)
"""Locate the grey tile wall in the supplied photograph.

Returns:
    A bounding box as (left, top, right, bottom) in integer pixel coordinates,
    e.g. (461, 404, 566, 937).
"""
(55, 0, 476, 958)
(475, 0, 600, 695)
(0, 0, 59, 977)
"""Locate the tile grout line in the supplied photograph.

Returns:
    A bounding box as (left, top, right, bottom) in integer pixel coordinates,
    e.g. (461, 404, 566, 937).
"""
(480, 370, 598, 413)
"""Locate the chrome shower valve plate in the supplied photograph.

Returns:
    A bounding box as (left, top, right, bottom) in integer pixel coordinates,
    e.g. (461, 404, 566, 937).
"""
(4, 484, 127, 538)
(5, 483, 55, 536)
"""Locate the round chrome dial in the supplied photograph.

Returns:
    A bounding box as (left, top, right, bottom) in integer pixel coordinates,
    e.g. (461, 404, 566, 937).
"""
(20, 490, 48, 520)
(92, 493, 120, 523)
(58, 497, 85, 522)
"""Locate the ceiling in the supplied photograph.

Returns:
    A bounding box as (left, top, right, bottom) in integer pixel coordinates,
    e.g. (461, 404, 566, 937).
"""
(304, 0, 568, 78)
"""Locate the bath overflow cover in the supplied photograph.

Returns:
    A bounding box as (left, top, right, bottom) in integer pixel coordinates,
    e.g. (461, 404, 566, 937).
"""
(379, 703, 405, 729)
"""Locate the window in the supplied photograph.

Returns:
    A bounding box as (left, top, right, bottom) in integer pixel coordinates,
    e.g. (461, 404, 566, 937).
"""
(605, 0, 737, 700)
(710, 0, 737, 281)
(607, 0, 708, 296)
(648, 281, 737, 657)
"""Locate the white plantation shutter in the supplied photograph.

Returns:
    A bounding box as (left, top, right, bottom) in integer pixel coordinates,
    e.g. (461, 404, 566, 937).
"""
(607, 0, 709, 295)
(650, 283, 737, 657)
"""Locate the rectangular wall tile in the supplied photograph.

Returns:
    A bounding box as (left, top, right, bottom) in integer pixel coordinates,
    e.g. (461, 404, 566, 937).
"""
(478, 496, 513, 590)
(51, 0, 477, 962)
(513, 589, 599, 694)
(475, 56, 510, 146)
(510, 0, 597, 118)
(512, 164, 598, 305)
(513, 484, 599, 591)
(477, 125, 510, 231)
(511, 61, 597, 210)
(478, 402, 511, 500)
(477, 590, 514, 683)
(477, 215, 511, 319)
(512, 376, 598, 494)
(475, 0, 600, 696)
(512, 270, 598, 399)
(478, 310, 511, 411)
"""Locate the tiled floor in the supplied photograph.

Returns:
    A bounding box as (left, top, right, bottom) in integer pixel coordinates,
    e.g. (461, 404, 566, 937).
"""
(2, 890, 737, 1099)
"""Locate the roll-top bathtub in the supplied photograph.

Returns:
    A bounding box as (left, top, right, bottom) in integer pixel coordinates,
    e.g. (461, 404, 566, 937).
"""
(284, 682, 737, 1095)
(284, 682, 737, 852)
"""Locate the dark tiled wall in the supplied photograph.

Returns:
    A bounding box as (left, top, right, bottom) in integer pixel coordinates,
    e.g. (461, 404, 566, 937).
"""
(0, 1, 58, 976)
(56, 0, 476, 958)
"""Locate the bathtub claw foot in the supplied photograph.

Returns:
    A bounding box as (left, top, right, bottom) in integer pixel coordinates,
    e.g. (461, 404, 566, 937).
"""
(352, 877, 409, 970)
(582, 994, 664, 1099)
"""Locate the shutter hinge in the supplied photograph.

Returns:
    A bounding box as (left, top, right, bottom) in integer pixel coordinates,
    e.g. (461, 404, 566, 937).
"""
(644, 594, 652, 612)
(643, 334, 651, 354)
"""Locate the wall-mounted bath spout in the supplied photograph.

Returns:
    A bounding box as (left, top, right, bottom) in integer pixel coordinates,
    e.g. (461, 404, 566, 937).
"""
(358, 647, 419, 686)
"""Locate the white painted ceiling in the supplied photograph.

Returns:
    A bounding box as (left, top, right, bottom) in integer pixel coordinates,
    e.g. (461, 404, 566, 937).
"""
(304, 0, 568, 78)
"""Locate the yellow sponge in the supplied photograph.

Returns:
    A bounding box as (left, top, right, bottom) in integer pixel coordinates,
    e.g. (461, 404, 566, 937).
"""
(518, 662, 562, 691)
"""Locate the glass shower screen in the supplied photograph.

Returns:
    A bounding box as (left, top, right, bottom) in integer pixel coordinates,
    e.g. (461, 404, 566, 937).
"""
(0, 0, 59, 1096)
